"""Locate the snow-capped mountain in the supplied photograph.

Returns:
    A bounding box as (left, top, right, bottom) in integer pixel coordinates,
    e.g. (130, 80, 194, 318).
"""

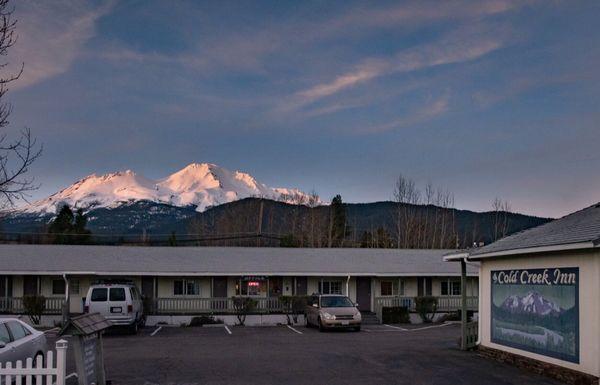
(21, 163, 313, 214)
(500, 291, 562, 316)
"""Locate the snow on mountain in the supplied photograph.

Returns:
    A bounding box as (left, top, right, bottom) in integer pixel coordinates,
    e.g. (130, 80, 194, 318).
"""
(500, 291, 562, 316)
(21, 163, 315, 214)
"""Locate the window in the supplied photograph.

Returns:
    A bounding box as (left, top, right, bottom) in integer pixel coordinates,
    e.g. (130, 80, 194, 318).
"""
(109, 288, 126, 301)
(91, 288, 107, 302)
(318, 280, 342, 295)
(441, 280, 461, 296)
(0, 323, 10, 344)
(380, 280, 397, 296)
(236, 279, 266, 296)
(69, 279, 80, 295)
(129, 287, 140, 300)
(6, 321, 27, 341)
(320, 296, 354, 307)
(174, 280, 201, 296)
(380, 280, 405, 296)
(52, 279, 66, 295)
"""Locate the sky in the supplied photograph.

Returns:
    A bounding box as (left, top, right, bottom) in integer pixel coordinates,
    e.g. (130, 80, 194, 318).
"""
(4, 0, 600, 218)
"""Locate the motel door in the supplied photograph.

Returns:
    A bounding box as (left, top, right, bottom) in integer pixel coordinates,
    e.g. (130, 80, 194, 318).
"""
(356, 277, 372, 312)
(212, 277, 228, 298)
(295, 277, 307, 295)
(23, 276, 38, 296)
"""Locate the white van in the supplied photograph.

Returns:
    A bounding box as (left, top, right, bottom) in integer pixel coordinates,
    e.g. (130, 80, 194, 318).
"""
(84, 283, 145, 333)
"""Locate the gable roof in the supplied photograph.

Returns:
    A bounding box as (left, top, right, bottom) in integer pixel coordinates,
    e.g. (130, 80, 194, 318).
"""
(0, 244, 477, 277)
(465, 203, 600, 260)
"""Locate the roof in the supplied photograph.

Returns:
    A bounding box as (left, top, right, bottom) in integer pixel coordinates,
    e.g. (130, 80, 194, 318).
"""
(454, 203, 600, 260)
(0, 244, 477, 277)
(60, 313, 112, 336)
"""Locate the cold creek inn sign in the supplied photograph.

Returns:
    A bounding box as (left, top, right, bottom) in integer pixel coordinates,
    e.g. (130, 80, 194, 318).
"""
(491, 267, 579, 363)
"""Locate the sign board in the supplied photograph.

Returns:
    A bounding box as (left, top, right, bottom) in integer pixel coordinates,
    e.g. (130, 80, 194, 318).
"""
(60, 313, 111, 385)
(242, 276, 267, 281)
(491, 267, 579, 363)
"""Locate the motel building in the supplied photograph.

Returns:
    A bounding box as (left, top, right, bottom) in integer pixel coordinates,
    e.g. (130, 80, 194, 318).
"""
(446, 202, 600, 384)
(0, 245, 478, 326)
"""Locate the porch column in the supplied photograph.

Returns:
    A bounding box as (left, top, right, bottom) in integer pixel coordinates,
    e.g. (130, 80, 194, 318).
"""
(460, 258, 467, 350)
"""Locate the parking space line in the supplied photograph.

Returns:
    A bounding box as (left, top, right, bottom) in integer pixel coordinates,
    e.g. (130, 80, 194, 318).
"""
(406, 322, 453, 332)
(286, 325, 303, 334)
(65, 372, 78, 380)
(150, 326, 162, 336)
(383, 324, 408, 331)
(224, 325, 232, 335)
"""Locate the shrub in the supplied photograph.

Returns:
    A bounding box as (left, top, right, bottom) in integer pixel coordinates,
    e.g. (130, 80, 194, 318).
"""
(231, 296, 257, 326)
(23, 295, 46, 325)
(189, 315, 223, 327)
(280, 295, 308, 325)
(414, 296, 438, 323)
(381, 306, 410, 324)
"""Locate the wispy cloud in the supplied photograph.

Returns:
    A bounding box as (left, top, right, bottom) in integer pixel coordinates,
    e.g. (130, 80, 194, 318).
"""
(9, 0, 115, 90)
(287, 24, 506, 113)
(357, 94, 450, 134)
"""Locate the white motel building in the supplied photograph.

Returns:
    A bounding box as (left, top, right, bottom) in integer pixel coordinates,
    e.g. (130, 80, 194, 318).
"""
(446, 202, 600, 384)
(0, 246, 478, 326)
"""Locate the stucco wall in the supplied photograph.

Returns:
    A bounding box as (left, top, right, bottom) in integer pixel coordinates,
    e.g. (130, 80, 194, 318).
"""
(478, 250, 600, 377)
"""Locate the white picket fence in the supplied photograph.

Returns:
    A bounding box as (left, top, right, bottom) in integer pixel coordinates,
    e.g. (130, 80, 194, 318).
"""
(0, 339, 68, 385)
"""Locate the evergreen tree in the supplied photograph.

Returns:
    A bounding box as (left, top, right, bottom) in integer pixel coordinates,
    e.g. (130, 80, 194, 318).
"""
(330, 194, 349, 247)
(47, 205, 91, 244)
(168, 231, 177, 246)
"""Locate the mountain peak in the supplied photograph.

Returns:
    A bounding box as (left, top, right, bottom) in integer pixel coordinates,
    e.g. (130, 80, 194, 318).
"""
(21, 163, 314, 214)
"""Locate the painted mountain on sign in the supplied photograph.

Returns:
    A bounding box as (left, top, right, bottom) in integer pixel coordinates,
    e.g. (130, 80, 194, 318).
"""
(500, 291, 563, 317)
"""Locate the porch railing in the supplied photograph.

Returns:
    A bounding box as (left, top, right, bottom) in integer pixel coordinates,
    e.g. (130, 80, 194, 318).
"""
(374, 296, 478, 317)
(0, 297, 66, 314)
(153, 297, 284, 315)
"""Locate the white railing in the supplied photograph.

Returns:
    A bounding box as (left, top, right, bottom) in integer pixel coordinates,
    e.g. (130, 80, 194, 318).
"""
(0, 339, 68, 385)
(374, 296, 479, 318)
(0, 298, 66, 315)
(436, 296, 478, 311)
(154, 297, 284, 314)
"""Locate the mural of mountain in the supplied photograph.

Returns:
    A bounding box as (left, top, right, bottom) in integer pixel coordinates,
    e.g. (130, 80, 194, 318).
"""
(501, 292, 563, 316)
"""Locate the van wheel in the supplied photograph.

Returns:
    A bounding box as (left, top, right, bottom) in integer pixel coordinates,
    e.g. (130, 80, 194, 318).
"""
(318, 317, 325, 332)
(354, 326, 361, 332)
(129, 322, 139, 335)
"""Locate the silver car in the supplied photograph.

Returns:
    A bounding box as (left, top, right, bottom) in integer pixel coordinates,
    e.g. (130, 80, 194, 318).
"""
(305, 294, 362, 332)
(0, 318, 47, 365)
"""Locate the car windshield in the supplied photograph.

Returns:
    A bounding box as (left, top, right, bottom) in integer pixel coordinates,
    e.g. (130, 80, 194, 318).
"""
(320, 296, 354, 308)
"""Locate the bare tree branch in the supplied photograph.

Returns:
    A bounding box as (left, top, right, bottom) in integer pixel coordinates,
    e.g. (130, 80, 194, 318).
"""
(0, 0, 41, 211)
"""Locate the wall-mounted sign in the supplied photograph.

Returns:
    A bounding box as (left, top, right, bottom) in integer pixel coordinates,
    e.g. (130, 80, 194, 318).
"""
(491, 267, 579, 363)
(242, 276, 267, 281)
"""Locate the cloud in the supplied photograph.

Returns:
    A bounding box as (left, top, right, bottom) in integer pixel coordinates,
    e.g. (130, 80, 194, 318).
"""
(8, 0, 115, 90)
(357, 95, 450, 134)
(290, 24, 505, 110)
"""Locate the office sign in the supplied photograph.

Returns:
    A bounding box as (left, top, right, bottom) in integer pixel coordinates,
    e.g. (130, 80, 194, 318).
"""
(491, 267, 579, 363)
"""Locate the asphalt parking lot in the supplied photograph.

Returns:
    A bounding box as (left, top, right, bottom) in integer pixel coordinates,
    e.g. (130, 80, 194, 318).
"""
(48, 323, 561, 385)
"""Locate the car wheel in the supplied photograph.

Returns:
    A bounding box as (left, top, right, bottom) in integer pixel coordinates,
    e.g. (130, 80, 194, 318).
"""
(318, 317, 325, 332)
(354, 326, 361, 332)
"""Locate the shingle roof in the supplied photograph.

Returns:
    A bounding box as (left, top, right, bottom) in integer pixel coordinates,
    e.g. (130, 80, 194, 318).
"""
(0, 244, 477, 276)
(468, 202, 600, 258)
